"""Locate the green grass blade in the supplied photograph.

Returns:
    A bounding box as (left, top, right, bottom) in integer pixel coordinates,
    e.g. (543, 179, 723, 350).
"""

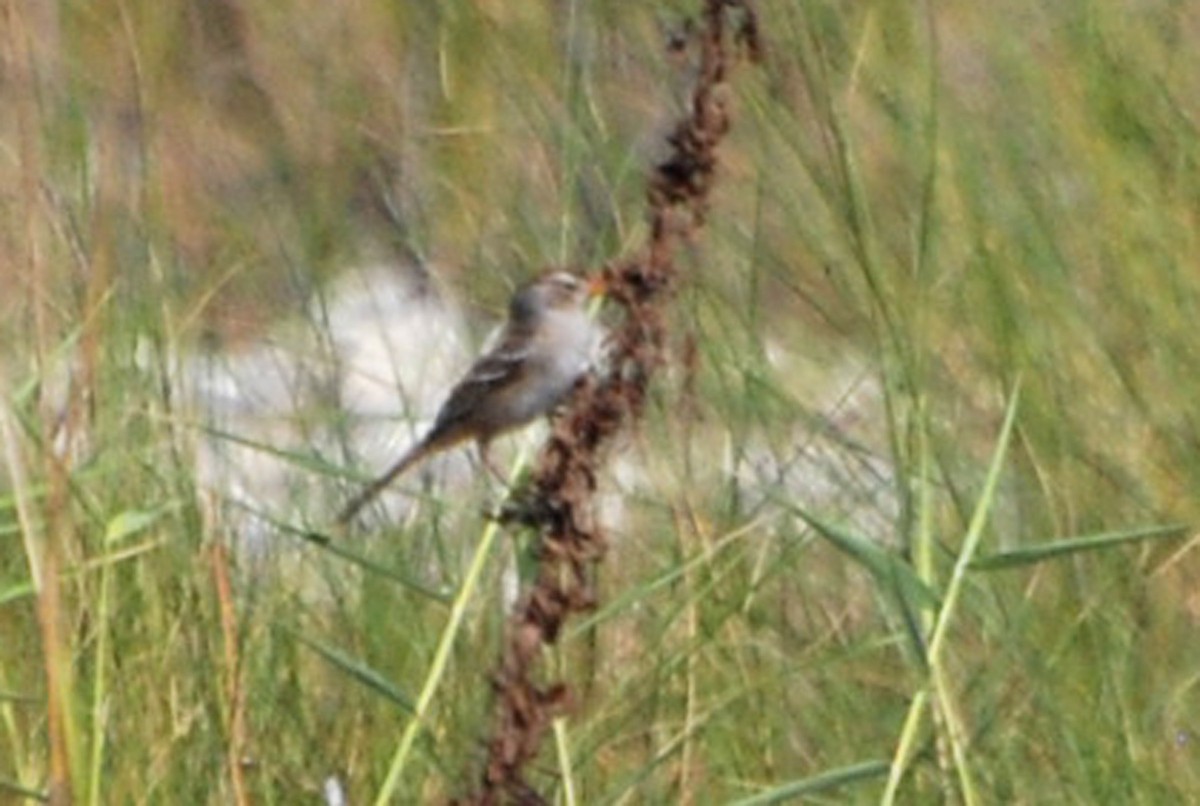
(926, 380, 1021, 662)
(253, 510, 452, 605)
(881, 689, 929, 805)
(969, 523, 1189, 570)
(553, 717, 577, 806)
(923, 380, 1022, 806)
(729, 759, 891, 805)
(0, 777, 48, 802)
(286, 628, 414, 713)
(90, 507, 168, 806)
(0, 582, 35, 608)
(373, 507, 506, 804)
(193, 422, 356, 481)
(789, 506, 940, 611)
(566, 516, 767, 639)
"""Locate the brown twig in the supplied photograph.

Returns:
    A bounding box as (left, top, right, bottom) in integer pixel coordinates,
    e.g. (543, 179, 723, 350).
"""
(210, 540, 250, 806)
(464, 2, 761, 803)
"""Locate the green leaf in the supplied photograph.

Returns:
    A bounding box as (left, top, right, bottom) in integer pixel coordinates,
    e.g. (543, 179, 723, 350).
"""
(970, 523, 1189, 570)
(264, 514, 452, 605)
(729, 759, 891, 804)
(793, 508, 940, 611)
(197, 423, 358, 481)
(0, 776, 48, 802)
(104, 509, 165, 545)
(285, 628, 414, 713)
(0, 582, 35, 607)
(927, 380, 1022, 663)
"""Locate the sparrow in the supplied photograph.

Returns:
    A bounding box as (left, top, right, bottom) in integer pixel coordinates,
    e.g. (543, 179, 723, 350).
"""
(336, 270, 604, 525)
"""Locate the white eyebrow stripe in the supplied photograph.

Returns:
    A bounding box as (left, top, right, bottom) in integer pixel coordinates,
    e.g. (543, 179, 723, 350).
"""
(547, 272, 579, 288)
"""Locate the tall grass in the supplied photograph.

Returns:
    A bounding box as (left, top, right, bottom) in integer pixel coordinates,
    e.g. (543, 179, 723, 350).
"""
(2, 1, 1198, 802)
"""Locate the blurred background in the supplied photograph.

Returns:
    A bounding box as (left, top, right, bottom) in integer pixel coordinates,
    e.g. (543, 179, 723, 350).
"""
(2, 1, 1198, 802)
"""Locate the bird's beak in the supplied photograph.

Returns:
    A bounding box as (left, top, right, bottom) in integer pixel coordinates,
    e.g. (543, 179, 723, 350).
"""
(586, 274, 607, 297)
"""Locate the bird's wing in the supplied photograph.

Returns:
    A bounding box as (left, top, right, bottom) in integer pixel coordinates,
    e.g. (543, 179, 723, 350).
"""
(428, 331, 533, 434)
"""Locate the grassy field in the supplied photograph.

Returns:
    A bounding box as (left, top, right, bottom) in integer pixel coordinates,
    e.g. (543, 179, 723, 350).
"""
(3, 1, 1199, 803)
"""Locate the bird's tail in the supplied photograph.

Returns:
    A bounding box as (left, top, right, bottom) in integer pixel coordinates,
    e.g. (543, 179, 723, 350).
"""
(334, 441, 430, 526)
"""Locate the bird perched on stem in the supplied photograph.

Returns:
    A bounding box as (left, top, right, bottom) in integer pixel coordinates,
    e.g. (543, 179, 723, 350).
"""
(336, 271, 605, 525)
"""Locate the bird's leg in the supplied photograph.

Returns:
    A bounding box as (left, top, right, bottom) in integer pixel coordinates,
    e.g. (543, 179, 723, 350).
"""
(477, 440, 510, 484)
